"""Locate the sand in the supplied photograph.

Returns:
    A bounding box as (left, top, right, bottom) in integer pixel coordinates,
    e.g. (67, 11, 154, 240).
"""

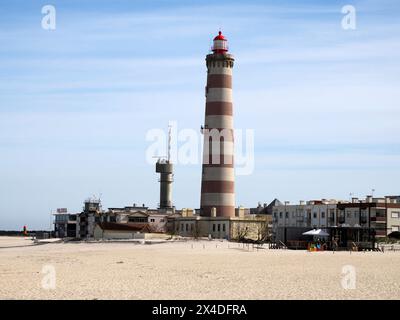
(0, 236, 399, 300)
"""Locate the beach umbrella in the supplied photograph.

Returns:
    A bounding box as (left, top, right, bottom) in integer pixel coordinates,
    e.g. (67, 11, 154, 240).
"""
(302, 229, 329, 237)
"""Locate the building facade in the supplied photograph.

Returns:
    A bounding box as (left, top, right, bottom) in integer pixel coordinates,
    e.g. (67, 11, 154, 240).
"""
(272, 196, 400, 243)
(272, 200, 338, 230)
(54, 213, 77, 238)
(167, 210, 270, 241)
(337, 196, 400, 238)
(54, 200, 175, 239)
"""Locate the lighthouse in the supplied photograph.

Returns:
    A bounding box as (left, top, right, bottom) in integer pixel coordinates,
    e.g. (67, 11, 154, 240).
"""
(200, 31, 235, 218)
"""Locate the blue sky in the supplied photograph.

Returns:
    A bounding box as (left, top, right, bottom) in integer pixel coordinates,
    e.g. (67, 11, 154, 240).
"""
(0, 0, 399, 229)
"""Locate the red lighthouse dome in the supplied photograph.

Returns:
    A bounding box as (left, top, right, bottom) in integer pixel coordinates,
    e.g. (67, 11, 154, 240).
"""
(212, 31, 228, 53)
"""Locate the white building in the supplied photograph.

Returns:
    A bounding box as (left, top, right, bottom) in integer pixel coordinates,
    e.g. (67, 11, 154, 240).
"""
(272, 199, 339, 229)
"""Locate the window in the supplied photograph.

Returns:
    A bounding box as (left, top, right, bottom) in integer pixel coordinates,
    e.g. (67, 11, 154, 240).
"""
(181, 224, 184, 231)
(313, 213, 317, 219)
(222, 224, 226, 232)
(150, 218, 155, 223)
(190, 224, 193, 231)
(376, 209, 386, 217)
(392, 226, 399, 232)
(128, 217, 147, 223)
(186, 224, 188, 231)
(347, 212, 351, 218)
(218, 224, 221, 232)
(279, 212, 282, 218)
(55, 215, 65, 222)
(392, 212, 399, 219)
(213, 224, 216, 232)
(321, 212, 325, 219)
(160, 219, 164, 222)
(285, 212, 289, 218)
(274, 212, 277, 218)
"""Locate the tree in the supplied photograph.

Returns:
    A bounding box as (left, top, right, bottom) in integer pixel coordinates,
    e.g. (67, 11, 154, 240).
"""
(256, 221, 269, 242)
(191, 221, 201, 240)
(235, 223, 249, 242)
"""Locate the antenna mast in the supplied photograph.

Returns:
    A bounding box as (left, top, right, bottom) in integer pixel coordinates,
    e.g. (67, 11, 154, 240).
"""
(167, 124, 172, 163)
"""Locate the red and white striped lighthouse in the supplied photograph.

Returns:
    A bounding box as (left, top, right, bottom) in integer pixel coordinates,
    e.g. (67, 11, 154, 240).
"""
(200, 31, 235, 218)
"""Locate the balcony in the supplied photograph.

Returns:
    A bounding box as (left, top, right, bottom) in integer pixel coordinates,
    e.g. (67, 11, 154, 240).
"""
(371, 217, 386, 223)
(375, 229, 387, 236)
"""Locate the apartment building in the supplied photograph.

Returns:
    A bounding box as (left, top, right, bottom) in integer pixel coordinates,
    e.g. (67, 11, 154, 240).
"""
(272, 199, 338, 229)
(272, 196, 400, 243)
(337, 196, 400, 238)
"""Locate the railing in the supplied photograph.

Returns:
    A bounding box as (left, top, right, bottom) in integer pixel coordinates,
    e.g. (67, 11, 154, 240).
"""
(269, 241, 288, 250)
(378, 244, 400, 252)
(279, 241, 288, 249)
(286, 240, 308, 250)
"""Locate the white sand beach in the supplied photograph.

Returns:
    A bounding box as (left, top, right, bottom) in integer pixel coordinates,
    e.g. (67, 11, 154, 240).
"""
(0, 236, 399, 300)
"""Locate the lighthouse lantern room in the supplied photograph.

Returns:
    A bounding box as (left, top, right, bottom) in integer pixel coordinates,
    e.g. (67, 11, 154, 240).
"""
(212, 31, 228, 53)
